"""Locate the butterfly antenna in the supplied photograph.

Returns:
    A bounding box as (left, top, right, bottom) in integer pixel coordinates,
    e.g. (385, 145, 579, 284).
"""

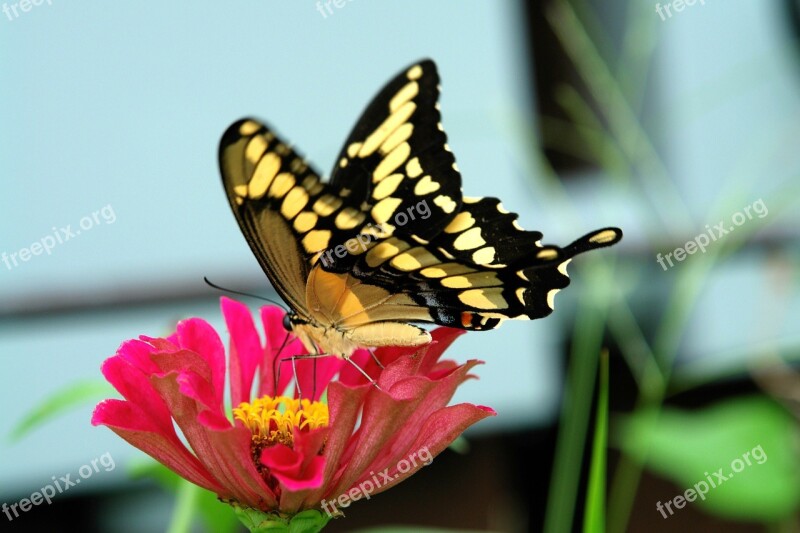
(203, 277, 288, 312)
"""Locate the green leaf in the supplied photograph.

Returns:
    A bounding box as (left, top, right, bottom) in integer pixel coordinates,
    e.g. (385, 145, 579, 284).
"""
(583, 351, 608, 533)
(10, 380, 114, 441)
(615, 395, 800, 520)
(232, 506, 331, 533)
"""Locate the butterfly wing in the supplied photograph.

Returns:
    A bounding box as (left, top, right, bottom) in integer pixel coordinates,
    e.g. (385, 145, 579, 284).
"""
(308, 195, 622, 339)
(329, 59, 462, 242)
(219, 119, 370, 317)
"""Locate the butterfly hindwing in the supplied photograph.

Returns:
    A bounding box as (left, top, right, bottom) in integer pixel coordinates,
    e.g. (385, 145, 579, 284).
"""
(331, 195, 622, 330)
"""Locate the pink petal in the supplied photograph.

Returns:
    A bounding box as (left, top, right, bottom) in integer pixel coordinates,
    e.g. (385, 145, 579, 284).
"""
(365, 403, 495, 496)
(149, 372, 277, 509)
(92, 399, 225, 495)
(173, 319, 226, 402)
(222, 297, 264, 406)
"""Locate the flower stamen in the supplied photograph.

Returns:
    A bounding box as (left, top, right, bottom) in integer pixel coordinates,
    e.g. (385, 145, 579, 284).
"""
(233, 395, 329, 449)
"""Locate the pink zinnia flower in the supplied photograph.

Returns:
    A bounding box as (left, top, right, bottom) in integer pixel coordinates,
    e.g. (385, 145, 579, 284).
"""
(92, 297, 494, 530)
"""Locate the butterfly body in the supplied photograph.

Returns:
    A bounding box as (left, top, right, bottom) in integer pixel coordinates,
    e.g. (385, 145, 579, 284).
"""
(219, 60, 622, 359)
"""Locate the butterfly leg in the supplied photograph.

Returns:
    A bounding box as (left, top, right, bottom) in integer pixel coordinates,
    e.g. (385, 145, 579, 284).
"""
(344, 356, 382, 391)
(276, 352, 332, 399)
(367, 348, 385, 369)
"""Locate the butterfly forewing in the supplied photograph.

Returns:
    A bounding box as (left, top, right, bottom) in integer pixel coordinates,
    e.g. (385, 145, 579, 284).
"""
(330, 60, 462, 243)
(219, 119, 368, 317)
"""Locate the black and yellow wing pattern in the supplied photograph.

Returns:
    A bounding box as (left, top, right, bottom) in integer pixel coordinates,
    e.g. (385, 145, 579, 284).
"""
(219, 59, 622, 353)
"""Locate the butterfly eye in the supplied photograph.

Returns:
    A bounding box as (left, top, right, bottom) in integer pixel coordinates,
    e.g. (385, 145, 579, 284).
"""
(282, 314, 293, 332)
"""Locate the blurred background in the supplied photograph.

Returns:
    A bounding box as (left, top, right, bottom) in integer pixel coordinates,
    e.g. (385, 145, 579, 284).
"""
(1, 0, 799, 531)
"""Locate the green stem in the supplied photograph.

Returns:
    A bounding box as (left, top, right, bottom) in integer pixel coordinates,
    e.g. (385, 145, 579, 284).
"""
(544, 259, 615, 533)
(167, 480, 200, 533)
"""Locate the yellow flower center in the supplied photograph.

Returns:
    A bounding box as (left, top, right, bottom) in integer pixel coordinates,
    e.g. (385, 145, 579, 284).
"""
(233, 395, 329, 449)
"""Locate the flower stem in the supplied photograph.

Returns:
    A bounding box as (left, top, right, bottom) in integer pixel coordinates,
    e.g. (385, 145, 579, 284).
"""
(167, 480, 200, 533)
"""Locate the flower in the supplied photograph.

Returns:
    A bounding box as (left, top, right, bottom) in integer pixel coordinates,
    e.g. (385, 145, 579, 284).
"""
(92, 297, 494, 530)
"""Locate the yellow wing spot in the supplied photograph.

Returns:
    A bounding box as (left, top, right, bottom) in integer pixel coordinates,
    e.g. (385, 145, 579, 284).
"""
(371, 197, 403, 223)
(235, 197, 243, 205)
(437, 122, 444, 131)
(406, 64, 423, 80)
(339, 157, 349, 168)
(420, 263, 474, 278)
(290, 158, 306, 173)
(239, 120, 260, 135)
(390, 247, 438, 271)
(433, 195, 457, 214)
(381, 122, 414, 155)
(302, 229, 332, 253)
(512, 220, 525, 231)
(444, 211, 475, 234)
(517, 270, 529, 282)
(245, 136, 268, 164)
(547, 288, 561, 309)
(452, 162, 460, 172)
(411, 234, 430, 245)
(362, 223, 393, 238)
(249, 153, 282, 199)
(293, 211, 318, 233)
(558, 259, 572, 276)
(372, 173, 404, 200)
(463, 196, 481, 204)
(442, 276, 472, 288)
(249, 155, 281, 199)
(496, 202, 509, 214)
(359, 101, 416, 158)
(406, 157, 423, 178)
(233, 184, 248, 198)
(301, 175, 324, 196)
(537, 248, 559, 261)
(268, 172, 295, 198)
(313, 195, 343, 216)
(365, 238, 409, 267)
(458, 288, 508, 310)
(274, 143, 291, 156)
(438, 247, 455, 260)
(389, 81, 419, 112)
(280, 186, 309, 219)
(589, 229, 619, 244)
(334, 207, 365, 230)
(516, 287, 526, 304)
(414, 175, 440, 195)
(442, 272, 501, 289)
(347, 142, 362, 158)
(373, 142, 411, 183)
(453, 227, 486, 251)
(472, 246, 496, 264)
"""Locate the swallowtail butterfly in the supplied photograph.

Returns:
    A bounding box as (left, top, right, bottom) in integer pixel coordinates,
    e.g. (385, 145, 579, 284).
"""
(219, 59, 622, 359)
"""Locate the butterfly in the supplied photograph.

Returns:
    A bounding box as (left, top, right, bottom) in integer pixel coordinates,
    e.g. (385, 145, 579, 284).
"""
(219, 59, 622, 360)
